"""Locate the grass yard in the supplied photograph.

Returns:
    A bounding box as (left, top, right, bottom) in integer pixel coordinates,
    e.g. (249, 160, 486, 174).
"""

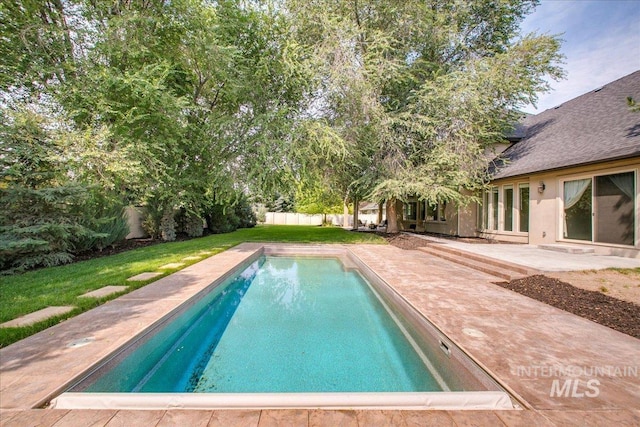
(0, 225, 385, 347)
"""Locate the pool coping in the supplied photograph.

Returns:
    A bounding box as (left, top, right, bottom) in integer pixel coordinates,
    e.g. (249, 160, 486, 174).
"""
(1, 243, 639, 425)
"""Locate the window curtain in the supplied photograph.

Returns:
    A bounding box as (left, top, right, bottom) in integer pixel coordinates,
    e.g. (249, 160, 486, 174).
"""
(608, 173, 635, 200)
(563, 178, 591, 239)
(564, 179, 591, 209)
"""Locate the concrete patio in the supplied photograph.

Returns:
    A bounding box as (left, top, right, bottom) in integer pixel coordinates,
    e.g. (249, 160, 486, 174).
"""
(404, 233, 640, 272)
(1, 243, 638, 426)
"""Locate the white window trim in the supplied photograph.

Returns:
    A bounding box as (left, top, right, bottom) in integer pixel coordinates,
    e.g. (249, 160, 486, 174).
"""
(481, 183, 529, 235)
(517, 183, 530, 233)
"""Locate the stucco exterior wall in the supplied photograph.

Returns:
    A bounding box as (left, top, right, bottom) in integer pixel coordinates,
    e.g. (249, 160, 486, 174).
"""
(398, 198, 459, 235)
(125, 206, 146, 239)
(457, 194, 479, 238)
(484, 158, 640, 258)
(422, 203, 459, 235)
(528, 171, 560, 246)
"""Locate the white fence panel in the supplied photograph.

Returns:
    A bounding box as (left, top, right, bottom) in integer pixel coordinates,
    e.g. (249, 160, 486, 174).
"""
(264, 212, 352, 226)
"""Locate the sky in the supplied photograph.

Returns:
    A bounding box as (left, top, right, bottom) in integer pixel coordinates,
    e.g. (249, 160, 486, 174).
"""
(519, 0, 640, 114)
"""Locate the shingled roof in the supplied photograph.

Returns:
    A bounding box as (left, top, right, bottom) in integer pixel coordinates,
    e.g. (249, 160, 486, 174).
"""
(491, 70, 640, 180)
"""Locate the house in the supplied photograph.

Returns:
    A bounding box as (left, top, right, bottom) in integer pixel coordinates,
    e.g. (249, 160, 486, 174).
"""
(358, 201, 385, 226)
(399, 70, 640, 258)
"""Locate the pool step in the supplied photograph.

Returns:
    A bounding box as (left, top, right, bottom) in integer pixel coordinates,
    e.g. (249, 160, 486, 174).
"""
(416, 245, 538, 281)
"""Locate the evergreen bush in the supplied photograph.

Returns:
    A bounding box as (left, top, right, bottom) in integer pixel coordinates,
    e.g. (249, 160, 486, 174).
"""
(0, 110, 105, 273)
(175, 208, 204, 237)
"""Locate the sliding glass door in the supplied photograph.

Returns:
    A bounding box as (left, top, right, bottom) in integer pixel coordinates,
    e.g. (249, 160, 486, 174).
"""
(563, 171, 636, 245)
(595, 172, 635, 245)
(563, 179, 592, 241)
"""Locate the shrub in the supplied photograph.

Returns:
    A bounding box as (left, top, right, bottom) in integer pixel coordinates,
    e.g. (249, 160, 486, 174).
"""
(141, 198, 163, 239)
(255, 205, 267, 223)
(176, 208, 204, 237)
(206, 203, 238, 234)
(74, 193, 130, 252)
(203, 194, 255, 234)
(235, 196, 257, 229)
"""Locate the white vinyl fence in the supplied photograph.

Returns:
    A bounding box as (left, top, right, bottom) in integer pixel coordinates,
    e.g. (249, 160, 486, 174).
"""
(264, 212, 354, 227)
(263, 212, 381, 227)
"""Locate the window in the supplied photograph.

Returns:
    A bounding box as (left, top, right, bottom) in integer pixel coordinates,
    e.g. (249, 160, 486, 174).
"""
(425, 203, 446, 221)
(563, 171, 636, 245)
(403, 201, 417, 221)
(504, 186, 514, 231)
(481, 187, 499, 230)
(519, 184, 529, 233)
(426, 203, 437, 221)
(480, 191, 488, 230)
(491, 187, 499, 230)
(482, 184, 529, 233)
(438, 202, 446, 221)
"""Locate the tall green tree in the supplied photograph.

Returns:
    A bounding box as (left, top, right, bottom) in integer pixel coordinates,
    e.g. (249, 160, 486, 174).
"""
(286, 0, 564, 232)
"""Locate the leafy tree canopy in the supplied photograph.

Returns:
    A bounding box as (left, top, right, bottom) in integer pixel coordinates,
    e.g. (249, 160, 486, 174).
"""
(0, 0, 565, 264)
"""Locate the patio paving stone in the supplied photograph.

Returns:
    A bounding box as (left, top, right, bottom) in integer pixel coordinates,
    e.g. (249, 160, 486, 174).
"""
(354, 410, 408, 426)
(309, 410, 358, 427)
(156, 409, 212, 427)
(0, 409, 69, 427)
(126, 272, 162, 281)
(104, 409, 165, 426)
(0, 306, 75, 328)
(158, 262, 185, 269)
(257, 409, 308, 427)
(53, 409, 117, 426)
(208, 409, 261, 427)
(79, 286, 127, 299)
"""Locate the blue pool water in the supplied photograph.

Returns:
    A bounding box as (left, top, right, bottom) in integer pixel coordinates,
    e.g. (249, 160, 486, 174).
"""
(82, 256, 443, 393)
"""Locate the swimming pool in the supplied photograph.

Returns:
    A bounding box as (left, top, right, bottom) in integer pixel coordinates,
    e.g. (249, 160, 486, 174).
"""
(53, 245, 516, 409)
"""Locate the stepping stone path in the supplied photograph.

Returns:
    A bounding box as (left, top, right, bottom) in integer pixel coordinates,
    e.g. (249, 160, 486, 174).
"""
(126, 272, 162, 282)
(0, 306, 75, 328)
(79, 286, 128, 299)
(158, 262, 185, 270)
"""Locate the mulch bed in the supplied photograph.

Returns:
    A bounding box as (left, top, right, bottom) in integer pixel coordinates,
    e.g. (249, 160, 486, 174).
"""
(378, 232, 640, 340)
(375, 232, 428, 250)
(73, 238, 164, 262)
(495, 276, 640, 339)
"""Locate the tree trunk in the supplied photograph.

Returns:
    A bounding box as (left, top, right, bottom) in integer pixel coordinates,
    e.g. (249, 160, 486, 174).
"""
(386, 198, 399, 233)
(343, 197, 350, 228)
(377, 202, 383, 225)
(352, 195, 359, 230)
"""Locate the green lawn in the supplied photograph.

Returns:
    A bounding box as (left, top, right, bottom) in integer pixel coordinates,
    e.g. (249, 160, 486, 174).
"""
(0, 225, 385, 347)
